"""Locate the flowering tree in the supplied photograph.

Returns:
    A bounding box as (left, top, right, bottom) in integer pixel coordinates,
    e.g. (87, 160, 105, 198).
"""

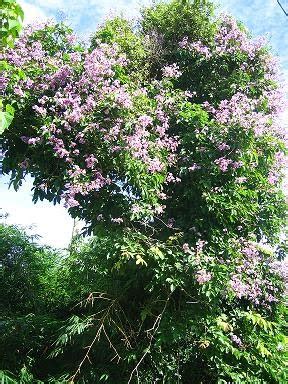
(1, 1, 287, 383)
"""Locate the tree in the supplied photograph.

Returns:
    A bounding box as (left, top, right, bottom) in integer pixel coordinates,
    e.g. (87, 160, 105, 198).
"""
(0, 1, 287, 382)
(0, 224, 67, 382)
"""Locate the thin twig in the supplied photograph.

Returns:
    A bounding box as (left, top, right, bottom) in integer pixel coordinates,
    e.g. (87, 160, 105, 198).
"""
(102, 325, 121, 362)
(154, 216, 181, 231)
(277, 0, 288, 16)
(73, 291, 112, 310)
(127, 294, 171, 384)
(69, 300, 117, 383)
(111, 318, 132, 348)
(133, 220, 156, 235)
(69, 328, 100, 383)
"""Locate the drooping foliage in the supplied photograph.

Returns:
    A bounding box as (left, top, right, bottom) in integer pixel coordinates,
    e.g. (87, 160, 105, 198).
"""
(0, 0, 287, 383)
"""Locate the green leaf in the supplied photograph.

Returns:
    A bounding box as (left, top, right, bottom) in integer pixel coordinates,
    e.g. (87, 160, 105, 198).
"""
(149, 246, 164, 259)
(0, 110, 14, 134)
(5, 104, 14, 115)
(8, 19, 20, 31)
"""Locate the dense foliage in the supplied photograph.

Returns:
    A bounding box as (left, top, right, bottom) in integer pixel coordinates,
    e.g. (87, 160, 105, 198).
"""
(0, 0, 24, 48)
(0, 0, 24, 134)
(0, 1, 287, 383)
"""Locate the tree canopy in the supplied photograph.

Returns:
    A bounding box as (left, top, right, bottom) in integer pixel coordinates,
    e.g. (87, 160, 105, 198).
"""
(0, 1, 287, 383)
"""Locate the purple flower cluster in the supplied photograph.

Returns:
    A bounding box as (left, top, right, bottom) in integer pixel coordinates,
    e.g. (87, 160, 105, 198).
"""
(267, 151, 286, 185)
(200, 88, 286, 183)
(3, 22, 180, 217)
(228, 241, 283, 306)
(179, 14, 267, 64)
(205, 93, 272, 136)
(214, 157, 233, 172)
(218, 143, 230, 151)
(179, 37, 211, 59)
(162, 63, 182, 79)
(0, 76, 8, 94)
(215, 14, 267, 59)
(230, 334, 243, 347)
(196, 269, 212, 284)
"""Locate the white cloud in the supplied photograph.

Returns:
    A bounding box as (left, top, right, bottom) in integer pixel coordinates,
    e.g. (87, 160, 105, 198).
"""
(33, 0, 152, 15)
(1, 176, 74, 249)
(20, 0, 152, 33)
(19, 0, 47, 25)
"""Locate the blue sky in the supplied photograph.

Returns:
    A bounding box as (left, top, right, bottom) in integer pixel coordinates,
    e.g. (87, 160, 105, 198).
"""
(18, 0, 288, 68)
(1, 0, 287, 248)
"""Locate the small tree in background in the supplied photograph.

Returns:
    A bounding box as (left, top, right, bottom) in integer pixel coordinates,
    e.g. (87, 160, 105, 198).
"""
(0, 1, 287, 382)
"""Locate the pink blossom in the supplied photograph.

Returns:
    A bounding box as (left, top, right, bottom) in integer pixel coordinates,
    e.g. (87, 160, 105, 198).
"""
(66, 33, 77, 44)
(26, 137, 41, 145)
(148, 158, 164, 173)
(182, 243, 191, 253)
(218, 143, 230, 151)
(154, 205, 165, 215)
(162, 63, 182, 78)
(0, 76, 8, 92)
(196, 269, 212, 284)
(215, 14, 266, 59)
(33, 105, 47, 116)
(166, 173, 181, 183)
(231, 161, 244, 169)
(189, 41, 211, 58)
(231, 334, 243, 347)
(85, 155, 97, 168)
(14, 86, 25, 97)
(179, 37, 211, 59)
(138, 115, 153, 128)
(214, 157, 232, 172)
(196, 240, 206, 253)
(69, 52, 82, 63)
(235, 177, 247, 184)
(229, 276, 248, 298)
(131, 205, 141, 214)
